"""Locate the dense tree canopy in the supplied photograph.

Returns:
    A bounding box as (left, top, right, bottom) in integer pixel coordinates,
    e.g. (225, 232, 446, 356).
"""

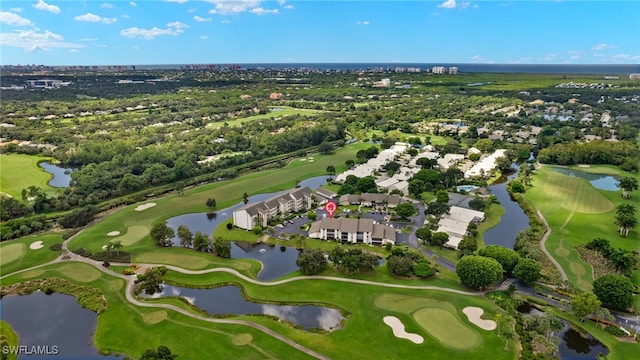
(296, 249, 328, 275)
(592, 274, 634, 311)
(479, 245, 521, 274)
(456, 255, 503, 289)
(512, 258, 541, 284)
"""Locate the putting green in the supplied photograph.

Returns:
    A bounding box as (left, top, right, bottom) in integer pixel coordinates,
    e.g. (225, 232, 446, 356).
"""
(413, 308, 481, 350)
(142, 310, 167, 325)
(112, 226, 148, 246)
(538, 170, 614, 213)
(374, 293, 452, 313)
(135, 252, 210, 269)
(231, 333, 253, 346)
(107, 279, 123, 291)
(21, 269, 44, 279)
(0, 243, 25, 265)
(57, 263, 102, 283)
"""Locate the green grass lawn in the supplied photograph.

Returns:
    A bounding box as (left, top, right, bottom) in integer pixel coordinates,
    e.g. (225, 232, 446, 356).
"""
(68, 143, 370, 268)
(524, 165, 639, 293)
(206, 106, 324, 129)
(0, 154, 56, 199)
(0, 320, 19, 360)
(1, 262, 316, 360)
(0, 233, 62, 275)
(157, 267, 510, 360)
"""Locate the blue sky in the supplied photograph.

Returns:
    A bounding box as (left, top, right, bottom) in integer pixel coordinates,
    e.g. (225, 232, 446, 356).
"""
(1, 1, 639, 65)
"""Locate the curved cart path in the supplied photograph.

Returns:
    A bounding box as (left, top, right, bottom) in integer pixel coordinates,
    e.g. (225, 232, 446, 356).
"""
(537, 210, 568, 282)
(1, 229, 480, 360)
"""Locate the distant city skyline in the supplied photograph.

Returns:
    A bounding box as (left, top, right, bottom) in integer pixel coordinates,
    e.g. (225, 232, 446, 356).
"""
(1, 1, 639, 66)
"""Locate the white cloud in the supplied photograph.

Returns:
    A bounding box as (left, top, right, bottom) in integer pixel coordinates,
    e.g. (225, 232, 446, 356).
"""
(193, 15, 211, 22)
(10, 7, 22, 12)
(70, 48, 79, 53)
(79, 37, 98, 41)
(200, 35, 208, 40)
(221, 19, 230, 24)
(591, 43, 616, 51)
(33, 0, 61, 14)
(611, 53, 638, 60)
(471, 55, 493, 63)
(129, 1, 137, 6)
(75, 13, 101, 22)
(284, 4, 293, 10)
(74, 13, 117, 24)
(0, 11, 34, 26)
(1, 29, 81, 51)
(122, 14, 130, 18)
(356, 21, 370, 25)
(167, 0, 188, 2)
(251, 7, 278, 15)
(277, 0, 286, 5)
(438, 0, 457, 9)
(121, 21, 188, 39)
(100, 3, 113, 8)
(438, 0, 471, 9)
(205, 0, 279, 15)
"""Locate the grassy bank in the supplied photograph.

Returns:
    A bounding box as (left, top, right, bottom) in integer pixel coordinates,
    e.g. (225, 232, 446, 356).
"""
(0, 154, 55, 199)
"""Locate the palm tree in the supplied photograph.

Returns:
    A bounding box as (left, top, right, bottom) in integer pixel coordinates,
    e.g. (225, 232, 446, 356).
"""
(616, 203, 637, 217)
(618, 176, 638, 199)
(614, 213, 637, 237)
(494, 313, 503, 336)
(111, 240, 123, 256)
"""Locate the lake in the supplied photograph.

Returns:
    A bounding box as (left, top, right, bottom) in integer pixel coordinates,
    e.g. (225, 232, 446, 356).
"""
(549, 167, 620, 191)
(39, 162, 74, 188)
(517, 303, 608, 359)
(483, 167, 530, 249)
(0, 292, 121, 359)
(141, 284, 345, 331)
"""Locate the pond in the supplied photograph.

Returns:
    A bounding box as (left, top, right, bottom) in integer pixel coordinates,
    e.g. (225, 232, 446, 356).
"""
(517, 303, 609, 359)
(166, 176, 329, 281)
(39, 161, 74, 188)
(140, 284, 345, 331)
(550, 167, 620, 191)
(0, 292, 121, 359)
(483, 167, 530, 249)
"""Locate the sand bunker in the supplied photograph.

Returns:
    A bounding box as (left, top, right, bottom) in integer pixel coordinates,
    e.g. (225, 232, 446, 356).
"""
(462, 307, 496, 330)
(135, 203, 157, 211)
(107, 231, 121, 236)
(383, 316, 424, 344)
(578, 164, 591, 168)
(29, 241, 44, 250)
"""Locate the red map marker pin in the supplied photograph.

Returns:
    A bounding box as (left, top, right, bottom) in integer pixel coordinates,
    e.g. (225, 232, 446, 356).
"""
(324, 201, 337, 219)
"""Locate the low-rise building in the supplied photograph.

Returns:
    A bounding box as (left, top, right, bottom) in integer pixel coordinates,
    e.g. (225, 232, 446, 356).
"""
(435, 205, 485, 249)
(233, 187, 313, 230)
(338, 193, 403, 208)
(308, 217, 397, 245)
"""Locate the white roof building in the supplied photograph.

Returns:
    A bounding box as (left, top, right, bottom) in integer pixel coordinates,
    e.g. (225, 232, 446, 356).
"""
(435, 205, 485, 249)
(464, 149, 507, 178)
(437, 154, 465, 169)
